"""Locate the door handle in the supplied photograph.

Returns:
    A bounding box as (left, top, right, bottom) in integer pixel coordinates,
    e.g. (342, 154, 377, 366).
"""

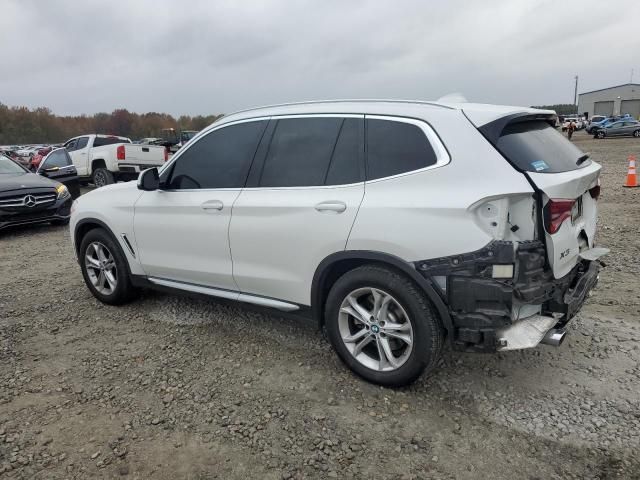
(315, 201, 347, 213)
(201, 200, 224, 211)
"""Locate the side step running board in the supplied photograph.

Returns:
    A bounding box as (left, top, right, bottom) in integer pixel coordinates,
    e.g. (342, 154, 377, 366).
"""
(147, 277, 300, 312)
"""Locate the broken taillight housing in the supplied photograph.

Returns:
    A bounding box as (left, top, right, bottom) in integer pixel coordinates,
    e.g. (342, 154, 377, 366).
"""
(543, 199, 575, 234)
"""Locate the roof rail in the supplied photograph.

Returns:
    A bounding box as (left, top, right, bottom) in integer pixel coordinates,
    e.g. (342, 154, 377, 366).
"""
(221, 98, 455, 119)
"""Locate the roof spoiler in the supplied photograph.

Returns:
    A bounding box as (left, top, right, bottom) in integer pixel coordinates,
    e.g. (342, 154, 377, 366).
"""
(477, 112, 558, 145)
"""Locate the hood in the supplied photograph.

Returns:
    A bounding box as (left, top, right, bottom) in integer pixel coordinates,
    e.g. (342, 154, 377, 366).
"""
(0, 171, 59, 193)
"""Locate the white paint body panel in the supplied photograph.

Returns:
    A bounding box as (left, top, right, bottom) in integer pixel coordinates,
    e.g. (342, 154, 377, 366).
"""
(528, 161, 601, 278)
(133, 188, 241, 290)
(230, 184, 364, 305)
(69, 181, 146, 275)
(348, 109, 534, 261)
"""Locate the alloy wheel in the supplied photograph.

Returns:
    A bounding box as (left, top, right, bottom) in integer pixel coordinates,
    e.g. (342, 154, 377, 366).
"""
(94, 171, 106, 187)
(85, 241, 117, 295)
(338, 287, 414, 371)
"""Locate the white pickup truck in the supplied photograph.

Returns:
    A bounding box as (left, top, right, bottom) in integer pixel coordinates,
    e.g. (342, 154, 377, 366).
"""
(63, 134, 167, 187)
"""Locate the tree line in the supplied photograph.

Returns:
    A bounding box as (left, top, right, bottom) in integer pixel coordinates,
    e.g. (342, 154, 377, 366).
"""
(0, 103, 224, 145)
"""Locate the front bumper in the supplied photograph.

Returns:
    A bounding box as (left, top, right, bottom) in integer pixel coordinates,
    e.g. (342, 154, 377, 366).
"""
(415, 240, 602, 352)
(0, 196, 72, 230)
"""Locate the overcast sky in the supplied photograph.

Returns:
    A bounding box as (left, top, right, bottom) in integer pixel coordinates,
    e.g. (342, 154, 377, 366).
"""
(1, 0, 639, 116)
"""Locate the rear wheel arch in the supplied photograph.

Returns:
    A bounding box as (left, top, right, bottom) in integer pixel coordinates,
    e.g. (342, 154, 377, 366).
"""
(91, 158, 107, 173)
(311, 251, 453, 338)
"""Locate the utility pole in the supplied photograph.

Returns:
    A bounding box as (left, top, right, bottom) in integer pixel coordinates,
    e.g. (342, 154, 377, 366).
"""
(631, 69, 634, 83)
(574, 75, 579, 115)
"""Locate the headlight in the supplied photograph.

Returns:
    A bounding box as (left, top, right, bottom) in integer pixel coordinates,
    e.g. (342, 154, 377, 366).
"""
(56, 184, 70, 200)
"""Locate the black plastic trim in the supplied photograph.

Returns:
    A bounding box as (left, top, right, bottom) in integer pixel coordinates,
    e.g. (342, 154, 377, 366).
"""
(311, 250, 454, 338)
(476, 112, 557, 148)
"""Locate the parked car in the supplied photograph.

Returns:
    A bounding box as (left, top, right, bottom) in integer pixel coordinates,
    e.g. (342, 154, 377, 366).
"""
(36, 148, 81, 198)
(63, 134, 167, 187)
(592, 120, 640, 139)
(585, 115, 607, 133)
(562, 117, 583, 131)
(0, 153, 73, 230)
(70, 100, 606, 386)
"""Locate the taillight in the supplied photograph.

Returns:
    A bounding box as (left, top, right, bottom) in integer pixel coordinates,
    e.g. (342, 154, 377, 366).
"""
(544, 199, 575, 234)
(116, 145, 125, 160)
(164, 147, 168, 162)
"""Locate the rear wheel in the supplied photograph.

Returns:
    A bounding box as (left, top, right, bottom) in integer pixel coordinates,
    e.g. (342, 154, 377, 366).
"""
(79, 228, 138, 305)
(325, 265, 444, 387)
(633, 130, 640, 138)
(92, 168, 115, 187)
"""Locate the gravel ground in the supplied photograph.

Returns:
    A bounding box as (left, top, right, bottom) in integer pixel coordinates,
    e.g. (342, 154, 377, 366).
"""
(1, 131, 639, 479)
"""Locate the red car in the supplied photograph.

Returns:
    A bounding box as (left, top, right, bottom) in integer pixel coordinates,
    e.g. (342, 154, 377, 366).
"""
(29, 146, 53, 171)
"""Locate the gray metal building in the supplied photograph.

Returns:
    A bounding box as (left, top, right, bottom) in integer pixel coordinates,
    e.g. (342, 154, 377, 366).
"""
(577, 83, 640, 119)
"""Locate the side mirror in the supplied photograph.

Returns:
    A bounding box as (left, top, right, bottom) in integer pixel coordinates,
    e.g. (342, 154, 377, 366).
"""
(138, 167, 160, 191)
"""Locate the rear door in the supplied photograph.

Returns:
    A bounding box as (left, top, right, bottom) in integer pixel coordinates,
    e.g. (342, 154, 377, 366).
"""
(229, 115, 365, 305)
(492, 120, 601, 278)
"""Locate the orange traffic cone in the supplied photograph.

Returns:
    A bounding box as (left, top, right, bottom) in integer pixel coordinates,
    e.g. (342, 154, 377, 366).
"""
(624, 155, 638, 188)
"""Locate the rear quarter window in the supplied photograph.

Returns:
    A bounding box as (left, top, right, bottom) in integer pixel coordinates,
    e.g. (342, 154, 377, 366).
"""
(495, 121, 589, 173)
(93, 137, 130, 147)
(366, 119, 438, 180)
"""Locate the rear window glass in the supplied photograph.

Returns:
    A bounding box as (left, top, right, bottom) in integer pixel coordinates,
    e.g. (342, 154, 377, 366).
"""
(94, 137, 130, 147)
(496, 121, 589, 173)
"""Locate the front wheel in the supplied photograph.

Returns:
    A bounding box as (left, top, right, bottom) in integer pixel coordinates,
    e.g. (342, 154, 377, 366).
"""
(596, 131, 605, 139)
(79, 228, 138, 305)
(633, 130, 640, 138)
(325, 265, 444, 387)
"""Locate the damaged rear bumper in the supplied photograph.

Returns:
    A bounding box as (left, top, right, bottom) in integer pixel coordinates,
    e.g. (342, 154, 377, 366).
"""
(414, 241, 602, 353)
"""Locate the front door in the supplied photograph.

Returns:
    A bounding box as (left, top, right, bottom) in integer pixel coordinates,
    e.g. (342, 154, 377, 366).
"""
(230, 116, 365, 306)
(37, 148, 80, 198)
(133, 119, 268, 290)
(65, 136, 90, 176)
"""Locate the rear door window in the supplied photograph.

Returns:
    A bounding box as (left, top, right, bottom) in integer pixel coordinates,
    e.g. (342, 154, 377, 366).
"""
(495, 121, 589, 173)
(258, 117, 363, 187)
(366, 119, 438, 180)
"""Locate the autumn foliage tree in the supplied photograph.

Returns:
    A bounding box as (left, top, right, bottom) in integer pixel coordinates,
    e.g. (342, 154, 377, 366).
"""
(0, 103, 223, 144)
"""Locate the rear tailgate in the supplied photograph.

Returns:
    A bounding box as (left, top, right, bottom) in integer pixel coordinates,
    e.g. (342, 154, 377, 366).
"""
(122, 144, 166, 166)
(527, 162, 600, 277)
(477, 115, 604, 279)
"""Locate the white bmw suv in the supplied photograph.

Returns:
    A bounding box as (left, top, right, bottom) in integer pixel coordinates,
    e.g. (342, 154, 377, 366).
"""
(70, 100, 607, 386)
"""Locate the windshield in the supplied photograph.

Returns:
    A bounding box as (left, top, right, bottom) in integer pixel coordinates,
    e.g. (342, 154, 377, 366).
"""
(496, 121, 590, 173)
(0, 155, 27, 174)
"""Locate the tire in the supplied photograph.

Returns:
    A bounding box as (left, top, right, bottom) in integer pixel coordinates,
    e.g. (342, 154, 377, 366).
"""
(596, 131, 605, 139)
(51, 218, 70, 226)
(633, 130, 640, 138)
(79, 228, 138, 305)
(92, 168, 115, 188)
(324, 265, 444, 387)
